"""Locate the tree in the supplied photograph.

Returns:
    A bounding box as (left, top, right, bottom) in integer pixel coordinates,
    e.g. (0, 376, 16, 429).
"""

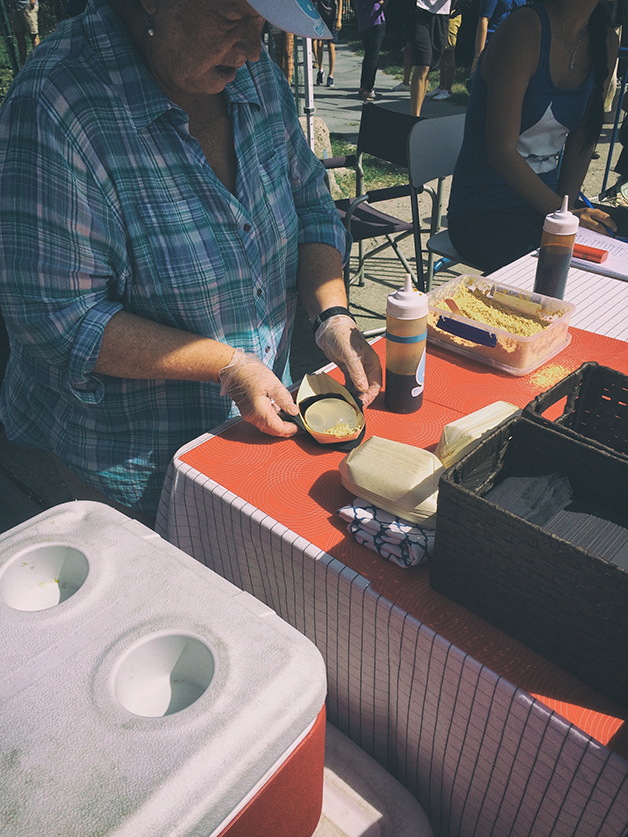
(40, 0, 69, 38)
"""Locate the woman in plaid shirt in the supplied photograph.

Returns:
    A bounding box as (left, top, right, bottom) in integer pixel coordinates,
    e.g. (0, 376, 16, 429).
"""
(0, 0, 381, 520)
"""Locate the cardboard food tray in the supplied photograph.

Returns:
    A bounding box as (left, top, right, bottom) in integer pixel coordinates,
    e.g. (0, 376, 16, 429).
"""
(427, 276, 575, 376)
(431, 416, 628, 709)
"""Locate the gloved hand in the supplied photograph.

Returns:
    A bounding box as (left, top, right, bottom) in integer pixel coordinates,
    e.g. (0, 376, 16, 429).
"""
(314, 315, 382, 407)
(219, 349, 299, 437)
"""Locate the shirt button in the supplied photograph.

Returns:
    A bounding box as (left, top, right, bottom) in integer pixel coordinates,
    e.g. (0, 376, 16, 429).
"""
(265, 346, 270, 353)
(256, 288, 263, 296)
(243, 223, 251, 232)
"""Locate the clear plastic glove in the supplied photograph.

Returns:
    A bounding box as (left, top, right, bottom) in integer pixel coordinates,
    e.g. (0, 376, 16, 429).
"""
(219, 349, 299, 437)
(314, 315, 382, 407)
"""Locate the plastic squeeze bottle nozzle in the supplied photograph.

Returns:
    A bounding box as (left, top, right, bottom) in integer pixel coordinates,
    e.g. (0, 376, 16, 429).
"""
(385, 274, 428, 414)
(533, 194, 579, 299)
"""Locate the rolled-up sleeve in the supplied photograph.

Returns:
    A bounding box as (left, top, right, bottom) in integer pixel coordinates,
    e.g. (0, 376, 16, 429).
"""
(0, 95, 126, 402)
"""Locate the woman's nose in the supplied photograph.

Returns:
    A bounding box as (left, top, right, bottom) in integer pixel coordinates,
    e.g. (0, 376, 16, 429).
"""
(239, 15, 265, 62)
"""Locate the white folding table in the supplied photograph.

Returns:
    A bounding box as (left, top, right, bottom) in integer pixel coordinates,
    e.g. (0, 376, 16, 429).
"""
(487, 253, 628, 341)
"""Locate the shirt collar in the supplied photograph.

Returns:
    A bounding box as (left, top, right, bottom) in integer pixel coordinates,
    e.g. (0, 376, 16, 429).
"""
(84, 0, 262, 131)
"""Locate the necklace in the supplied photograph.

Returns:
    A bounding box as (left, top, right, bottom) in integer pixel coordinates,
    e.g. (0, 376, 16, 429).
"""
(556, 8, 588, 71)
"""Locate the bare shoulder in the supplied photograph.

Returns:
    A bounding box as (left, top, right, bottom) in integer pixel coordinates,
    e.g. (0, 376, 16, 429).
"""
(482, 5, 542, 78)
(489, 4, 542, 50)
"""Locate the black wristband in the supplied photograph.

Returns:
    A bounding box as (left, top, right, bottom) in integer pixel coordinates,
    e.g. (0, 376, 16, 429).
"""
(312, 306, 355, 335)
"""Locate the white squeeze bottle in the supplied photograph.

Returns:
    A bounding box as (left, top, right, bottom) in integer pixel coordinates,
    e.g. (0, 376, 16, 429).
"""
(533, 195, 579, 299)
(385, 275, 428, 414)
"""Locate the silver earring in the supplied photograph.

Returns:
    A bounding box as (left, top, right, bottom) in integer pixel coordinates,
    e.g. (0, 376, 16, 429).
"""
(148, 28, 154, 36)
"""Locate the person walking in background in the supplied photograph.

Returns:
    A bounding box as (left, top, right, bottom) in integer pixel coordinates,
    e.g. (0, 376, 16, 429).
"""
(406, 0, 451, 116)
(314, 0, 343, 87)
(357, 0, 386, 101)
(8, 0, 39, 66)
(471, 0, 526, 77)
(386, 0, 414, 91)
(425, 2, 462, 101)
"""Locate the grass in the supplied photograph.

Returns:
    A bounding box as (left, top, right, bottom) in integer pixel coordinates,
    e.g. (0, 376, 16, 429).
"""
(0, 48, 16, 103)
(0, 4, 65, 103)
(328, 133, 409, 198)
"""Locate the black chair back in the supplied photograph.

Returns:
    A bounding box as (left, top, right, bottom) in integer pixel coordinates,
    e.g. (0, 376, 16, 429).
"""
(357, 104, 423, 168)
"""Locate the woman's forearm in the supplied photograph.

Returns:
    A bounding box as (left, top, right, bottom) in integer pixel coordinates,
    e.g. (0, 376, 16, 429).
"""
(473, 17, 489, 63)
(94, 243, 348, 382)
(296, 241, 348, 321)
(93, 310, 235, 382)
(486, 143, 564, 216)
(557, 138, 595, 206)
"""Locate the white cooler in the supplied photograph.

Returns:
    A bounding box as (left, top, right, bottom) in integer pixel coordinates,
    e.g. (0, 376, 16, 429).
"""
(0, 501, 328, 837)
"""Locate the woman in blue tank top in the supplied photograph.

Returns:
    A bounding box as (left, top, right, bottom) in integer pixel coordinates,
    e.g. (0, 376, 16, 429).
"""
(447, 0, 619, 274)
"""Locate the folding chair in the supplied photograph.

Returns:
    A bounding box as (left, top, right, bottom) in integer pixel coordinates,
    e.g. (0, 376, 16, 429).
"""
(322, 103, 423, 296)
(407, 113, 468, 292)
(600, 45, 628, 198)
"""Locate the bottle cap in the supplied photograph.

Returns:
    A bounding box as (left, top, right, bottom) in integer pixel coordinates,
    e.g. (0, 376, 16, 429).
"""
(542, 194, 579, 236)
(386, 274, 428, 319)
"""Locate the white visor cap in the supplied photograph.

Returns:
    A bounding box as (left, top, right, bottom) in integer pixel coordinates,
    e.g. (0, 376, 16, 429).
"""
(248, 0, 332, 39)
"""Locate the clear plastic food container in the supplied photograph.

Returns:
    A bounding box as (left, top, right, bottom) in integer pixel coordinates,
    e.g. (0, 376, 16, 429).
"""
(427, 275, 575, 376)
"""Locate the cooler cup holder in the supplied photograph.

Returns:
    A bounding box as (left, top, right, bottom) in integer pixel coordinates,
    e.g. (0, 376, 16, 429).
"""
(0, 544, 89, 611)
(112, 631, 215, 718)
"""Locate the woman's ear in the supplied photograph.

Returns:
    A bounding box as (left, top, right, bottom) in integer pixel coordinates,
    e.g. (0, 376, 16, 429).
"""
(138, 0, 160, 15)
(111, 0, 160, 17)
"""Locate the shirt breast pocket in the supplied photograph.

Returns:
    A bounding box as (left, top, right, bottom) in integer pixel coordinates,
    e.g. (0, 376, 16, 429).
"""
(136, 197, 225, 290)
(257, 149, 298, 252)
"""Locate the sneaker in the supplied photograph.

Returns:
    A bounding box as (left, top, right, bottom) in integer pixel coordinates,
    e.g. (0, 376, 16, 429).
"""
(598, 177, 628, 207)
(392, 82, 411, 92)
(433, 89, 452, 101)
(326, 75, 334, 88)
(316, 70, 324, 86)
(358, 89, 382, 101)
(425, 87, 444, 99)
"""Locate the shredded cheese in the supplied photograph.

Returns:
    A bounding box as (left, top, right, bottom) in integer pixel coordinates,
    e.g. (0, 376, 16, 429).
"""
(447, 286, 547, 336)
(320, 421, 359, 437)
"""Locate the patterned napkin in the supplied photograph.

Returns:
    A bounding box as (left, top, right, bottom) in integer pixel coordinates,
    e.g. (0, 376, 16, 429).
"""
(338, 498, 435, 568)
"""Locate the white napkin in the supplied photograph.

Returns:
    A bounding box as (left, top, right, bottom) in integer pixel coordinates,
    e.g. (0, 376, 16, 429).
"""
(338, 498, 435, 568)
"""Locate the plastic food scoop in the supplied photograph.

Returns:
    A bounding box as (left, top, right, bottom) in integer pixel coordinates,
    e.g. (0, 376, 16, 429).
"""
(445, 298, 462, 315)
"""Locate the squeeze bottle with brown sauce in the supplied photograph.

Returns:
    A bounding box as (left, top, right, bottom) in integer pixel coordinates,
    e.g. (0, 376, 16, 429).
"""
(385, 274, 428, 414)
(533, 195, 579, 299)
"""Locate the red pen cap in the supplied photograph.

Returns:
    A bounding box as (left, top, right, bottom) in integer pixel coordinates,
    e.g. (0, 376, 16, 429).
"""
(573, 243, 609, 263)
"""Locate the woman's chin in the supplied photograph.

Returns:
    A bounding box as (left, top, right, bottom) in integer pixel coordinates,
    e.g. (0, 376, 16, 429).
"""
(173, 66, 241, 97)
(214, 65, 239, 85)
